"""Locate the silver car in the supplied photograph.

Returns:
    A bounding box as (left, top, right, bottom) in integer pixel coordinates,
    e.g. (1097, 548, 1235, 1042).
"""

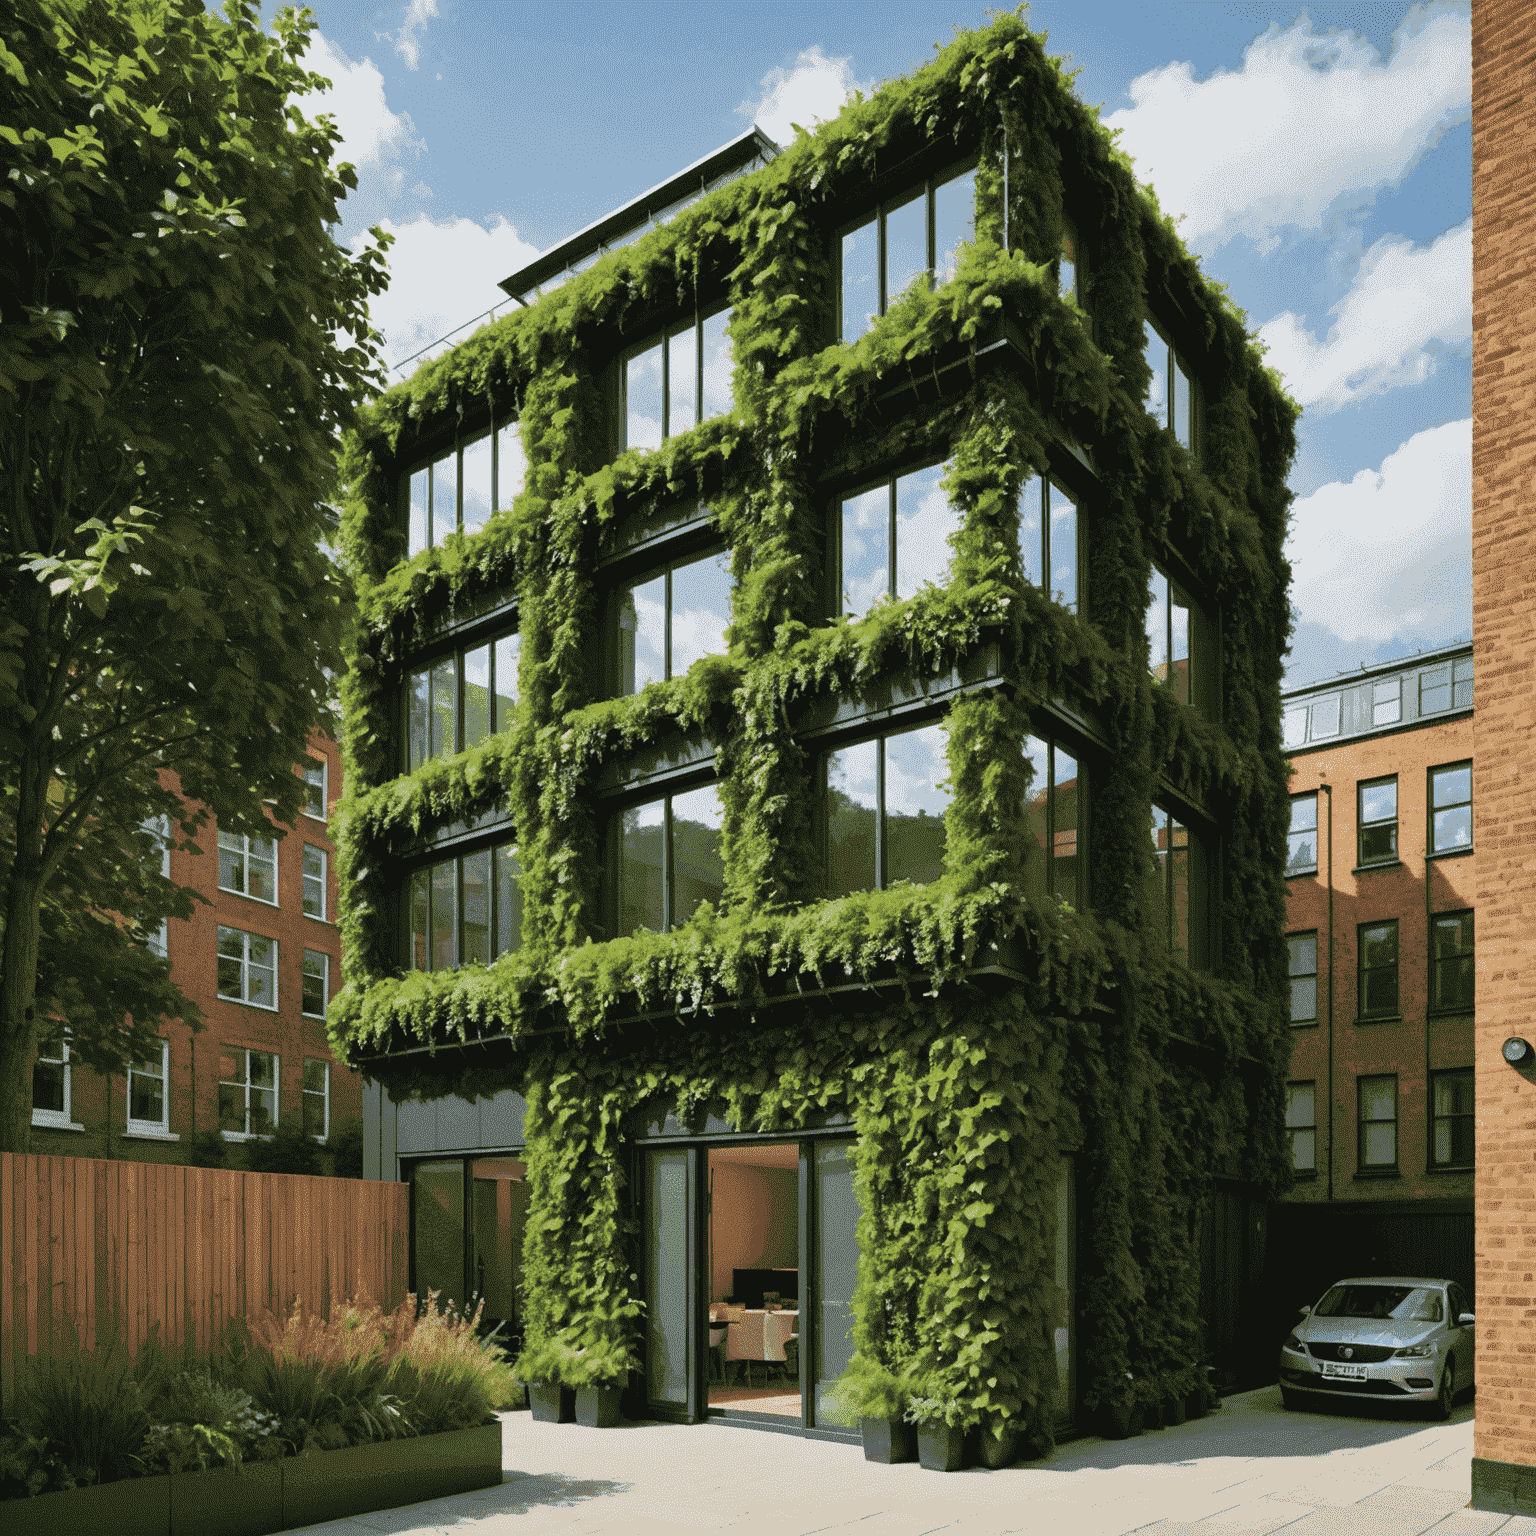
(1278, 1275, 1474, 1420)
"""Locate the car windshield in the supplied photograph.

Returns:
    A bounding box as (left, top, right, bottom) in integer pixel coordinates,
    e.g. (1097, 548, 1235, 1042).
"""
(1313, 1284, 1443, 1322)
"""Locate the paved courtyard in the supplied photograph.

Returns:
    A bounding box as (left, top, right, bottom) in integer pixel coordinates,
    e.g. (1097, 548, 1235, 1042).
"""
(293, 1386, 1517, 1536)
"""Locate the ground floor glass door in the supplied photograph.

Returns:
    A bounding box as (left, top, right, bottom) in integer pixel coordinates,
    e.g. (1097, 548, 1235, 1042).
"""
(644, 1147, 692, 1411)
(812, 1141, 859, 1423)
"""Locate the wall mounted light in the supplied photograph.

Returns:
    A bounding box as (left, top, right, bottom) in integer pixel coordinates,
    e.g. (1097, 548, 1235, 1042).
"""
(1502, 1037, 1533, 1066)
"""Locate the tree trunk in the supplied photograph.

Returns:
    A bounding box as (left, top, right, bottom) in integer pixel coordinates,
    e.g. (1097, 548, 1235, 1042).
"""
(0, 863, 44, 1153)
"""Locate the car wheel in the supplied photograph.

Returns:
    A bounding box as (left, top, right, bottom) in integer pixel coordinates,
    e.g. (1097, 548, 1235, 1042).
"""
(1431, 1368, 1455, 1421)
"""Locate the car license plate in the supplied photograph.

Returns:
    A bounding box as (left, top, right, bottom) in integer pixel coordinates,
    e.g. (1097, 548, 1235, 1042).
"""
(1321, 1362, 1368, 1380)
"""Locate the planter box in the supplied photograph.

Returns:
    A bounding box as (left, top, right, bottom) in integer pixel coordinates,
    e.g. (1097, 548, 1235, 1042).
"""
(861, 1416, 916, 1464)
(0, 1422, 502, 1536)
(5, 1470, 170, 1536)
(917, 1422, 967, 1472)
(529, 1382, 576, 1423)
(575, 1384, 623, 1428)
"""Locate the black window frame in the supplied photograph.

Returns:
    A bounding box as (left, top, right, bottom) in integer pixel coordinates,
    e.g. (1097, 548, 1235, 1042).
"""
(1149, 800, 1211, 968)
(1286, 1081, 1317, 1175)
(820, 721, 952, 898)
(1023, 732, 1087, 910)
(1419, 655, 1472, 716)
(402, 414, 526, 557)
(1287, 792, 1318, 877)
(1357, 918, 1400, 1019)
(1429, 1067, 1473, 1171)
(1358, 1073, 1399, 1172)
(1428, 760, 1472, 856)
(1288, 931, 1318, 1024)
(402, 837, 523, 974)
(1144, 316, 1198, 454)
(604, 781, 726, 938)
(1430, 908, 1474, 1014)
(606, 542, 733, 698)
(402, 623, 520, 772)
(1357, 775, 1398, 868)
(1023, 471, 1084, 616)
(619, 301, 732, 452)
(1146, 562, 1199, 706)
(835, 156, 979, 342)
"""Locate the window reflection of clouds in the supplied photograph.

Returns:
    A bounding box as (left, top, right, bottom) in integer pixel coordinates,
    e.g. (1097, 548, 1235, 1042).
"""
(934, 169, 976, 283)
(461, 434, 493, 535)
(894, 466, 959, 598)
(668, 326, 698, 435)
(828, 739, 878, 810)
(842, 219, 878, 344)
(841, 485, 890, 616)
(626, 341, 664, 451)
(701, 311, 732, 421)
(885, 192, 927, 306)
(670, 553, 731, 674)
(884, 725, 948, 819)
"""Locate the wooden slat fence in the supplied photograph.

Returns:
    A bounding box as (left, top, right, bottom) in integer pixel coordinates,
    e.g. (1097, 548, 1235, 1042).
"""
(0, 1153, 408, 1411)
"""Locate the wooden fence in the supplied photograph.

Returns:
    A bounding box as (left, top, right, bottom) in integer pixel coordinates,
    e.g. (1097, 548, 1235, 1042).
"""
(0, 1152, 408, 1408)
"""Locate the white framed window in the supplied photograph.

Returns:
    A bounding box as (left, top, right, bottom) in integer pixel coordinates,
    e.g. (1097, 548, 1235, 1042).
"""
(218, 830, 277, 904)
(141, 815, 171, 957)
(302, 1058, 330, 1141)
(302, 949, 330, 1019)
(126, 1039, 175, 1138)
(219, 1046, 278, 1138)
(32, 1036, 82, 1131)
(302, 845, 327, 920)
(217, 926, 277, 1010)
(302, 758, 328, 820)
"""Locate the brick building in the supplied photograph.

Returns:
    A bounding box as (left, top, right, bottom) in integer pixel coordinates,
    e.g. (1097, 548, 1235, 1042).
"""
(27, 734, 361, 1169)
(1471, 0, 1536, 1512)
(1274, 645, 1474, 1318)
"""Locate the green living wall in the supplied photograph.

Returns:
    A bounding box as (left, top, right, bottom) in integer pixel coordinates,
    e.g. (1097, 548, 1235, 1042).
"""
(332, 14, 1299, 1448)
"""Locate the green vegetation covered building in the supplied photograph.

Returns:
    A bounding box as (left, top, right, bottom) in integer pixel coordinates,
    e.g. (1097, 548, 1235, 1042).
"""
(339, 17, 1299, 1450)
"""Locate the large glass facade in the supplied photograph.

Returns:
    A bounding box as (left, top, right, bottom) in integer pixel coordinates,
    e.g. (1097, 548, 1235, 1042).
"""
(837, 462, 961, 617)
(609, 549, 732, 696)
(406, 421, 527, 557)
(623, 308, 731, 450)
(612, 785, 725, 936)
(406, 842, 521, 971)
(405, 628, 519, 771)
(1021, 475, 1080, 612)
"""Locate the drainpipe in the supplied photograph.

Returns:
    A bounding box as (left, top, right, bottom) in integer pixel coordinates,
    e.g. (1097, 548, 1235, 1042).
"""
(1320, 782, 1335, 1203)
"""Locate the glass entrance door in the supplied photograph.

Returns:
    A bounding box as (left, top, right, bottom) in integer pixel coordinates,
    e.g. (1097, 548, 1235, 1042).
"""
(811, 1140, 860, 1425)
(644, 1147, 693, 1413)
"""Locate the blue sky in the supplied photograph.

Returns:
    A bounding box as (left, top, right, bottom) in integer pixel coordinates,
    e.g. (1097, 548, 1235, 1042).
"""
(300, 0, 1471, 689)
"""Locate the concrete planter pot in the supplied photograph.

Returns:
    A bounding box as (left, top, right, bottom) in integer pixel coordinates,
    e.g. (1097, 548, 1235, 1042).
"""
(916, 1422, 968, 1472)
(0, 1423, 501, 1536)
(575, 1384, 623, 1427)
(529, 1382, 576, 1422)
(860, 1416, 916, 1463)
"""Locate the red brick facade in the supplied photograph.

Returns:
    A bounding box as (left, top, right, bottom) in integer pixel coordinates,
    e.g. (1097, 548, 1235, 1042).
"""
(26, 734, 360, 1170)
(1284, 704, 1474, 1207)
(1472, 0, 1536, 1500)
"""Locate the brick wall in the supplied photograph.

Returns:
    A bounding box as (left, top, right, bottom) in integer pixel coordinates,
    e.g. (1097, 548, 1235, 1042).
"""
(1472, 0, 1536, 1496)
(1284, 716, 1474, 1205)
(27, 733, 361, 1170)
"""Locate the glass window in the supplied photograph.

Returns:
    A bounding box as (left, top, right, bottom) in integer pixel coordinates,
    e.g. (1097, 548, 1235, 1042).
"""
(1431, 910, 1474, 1012)
(610, 550, 731, 696)
(1288, 933, 1318, 1023)
(217, 926, 277, 1009)
(1023, 736, 1084, 907)
(1282, 707, 1308, 749)
(1057, 227, 1079, 303)
(127, 1039, 170, 1135)
(302, 1058, 330, 1141)
(837, 462, 961, 617)
(218, 830, 277, 904)
(1431, 1069, 1473, 1168)
(1146, 565, 1194, 702)
(840, 165, 976, 342)
(405, 840, 523, 972)
(302, 759, 327, 820)
(1358, 920, 1399, 1018)
(1429, 762, 1472, 854)
(1358, 777, 1398, 866)
(404, 420, 525, 557)
(623, 307, 732, 450)
(1145, 319, 1195, 450)
(1359, 1075, 1398, 1169)
(302, 845, 326, 921)
(302, 949, 329, 1019)
(1287, 794, 1318, 877)
(1309, 694, 1341, 739)
(824, 724, 950, 897)
(497, 421, 527, 510)
(219, 1047, 278, 1137)
(405, 626, 520, 770)
(32, 1035, 71, 1126)
(1023, 475, 1080, 612)
(1286, 1083, 1316, 1173)
(461, 431, 493, 537)
(612, 786, 724, 936)
(140, 814, 171, 957)
(1149, 804, 1195, 960)
(1372, 678, 1401, 728)
(1420, 654, 1473, 715)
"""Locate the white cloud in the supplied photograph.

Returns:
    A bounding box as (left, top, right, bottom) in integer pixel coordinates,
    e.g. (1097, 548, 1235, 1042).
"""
(391, 0, 439, 72)
(737, 45, 872, 147)
(302, 32, 422, 185)
(1105, 3, 1470, 253)
(1287, 418, 1470, 647)
(1258, 220, 1469, 414)
(362, 215, 540, 371)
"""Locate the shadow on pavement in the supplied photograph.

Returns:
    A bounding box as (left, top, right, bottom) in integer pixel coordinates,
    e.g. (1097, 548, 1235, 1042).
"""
(1025, 1384, 1475, 1474)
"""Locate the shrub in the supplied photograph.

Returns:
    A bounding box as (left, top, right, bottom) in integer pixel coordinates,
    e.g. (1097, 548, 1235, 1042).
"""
(329, 1120, 365, 1178)
(10, 1342, 148, 1488)
(186, 1127, 228, 1168)
(386, 1293, 519, 1431)
(139, 1370, 281, 1471)
(243, 1118, 322, 1177)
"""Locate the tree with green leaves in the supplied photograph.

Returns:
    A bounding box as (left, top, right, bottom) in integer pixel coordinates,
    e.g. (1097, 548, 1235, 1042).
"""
(0, 0, 390, 1151)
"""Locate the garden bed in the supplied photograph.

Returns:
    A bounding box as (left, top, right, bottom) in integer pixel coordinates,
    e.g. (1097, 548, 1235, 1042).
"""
(4, 1421, 502, 1536)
